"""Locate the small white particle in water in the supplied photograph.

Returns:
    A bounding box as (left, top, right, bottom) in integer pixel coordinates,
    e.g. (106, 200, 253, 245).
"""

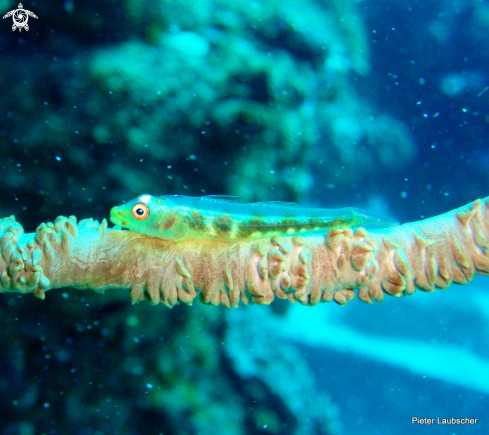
(55, 156, 61, 161)
(401, 191, 408, 199)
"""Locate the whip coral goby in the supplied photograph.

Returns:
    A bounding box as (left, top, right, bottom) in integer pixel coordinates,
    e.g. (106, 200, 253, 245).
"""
(110, 194, 398, 242)
(0, 198, 488, 308)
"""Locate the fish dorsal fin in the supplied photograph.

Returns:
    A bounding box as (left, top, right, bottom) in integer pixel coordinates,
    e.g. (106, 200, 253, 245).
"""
(202, 196, 299, 207)
(250, 201, 299, 207)
(202, 195, 243, 202)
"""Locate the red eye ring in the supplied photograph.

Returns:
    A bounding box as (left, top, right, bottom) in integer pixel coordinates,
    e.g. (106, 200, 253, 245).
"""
(132, 203, 150, 220)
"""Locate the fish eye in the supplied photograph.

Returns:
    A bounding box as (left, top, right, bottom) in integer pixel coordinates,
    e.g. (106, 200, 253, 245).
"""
(132, 203, 150, 220)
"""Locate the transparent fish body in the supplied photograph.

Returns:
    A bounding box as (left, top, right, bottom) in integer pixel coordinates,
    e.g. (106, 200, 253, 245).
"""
(110, 194, 398, 242)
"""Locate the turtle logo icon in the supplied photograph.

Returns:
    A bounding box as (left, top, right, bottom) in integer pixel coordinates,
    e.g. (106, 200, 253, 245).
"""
(3, 3, 38, 32)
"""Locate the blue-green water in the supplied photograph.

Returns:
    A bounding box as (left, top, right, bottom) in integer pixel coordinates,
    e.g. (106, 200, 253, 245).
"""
(0, 0, 488, 434)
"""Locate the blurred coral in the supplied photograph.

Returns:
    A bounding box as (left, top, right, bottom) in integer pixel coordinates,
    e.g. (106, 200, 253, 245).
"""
(0, 0, 414, 222)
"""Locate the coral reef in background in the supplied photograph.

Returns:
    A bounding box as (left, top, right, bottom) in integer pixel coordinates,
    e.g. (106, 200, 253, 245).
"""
(0, 0, 414, 222)
(225, 305, 341, 435)
(3, 287, 329, 435)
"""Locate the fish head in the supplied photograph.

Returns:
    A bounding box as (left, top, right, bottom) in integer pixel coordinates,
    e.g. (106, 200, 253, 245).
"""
(110, 194, 182, 240)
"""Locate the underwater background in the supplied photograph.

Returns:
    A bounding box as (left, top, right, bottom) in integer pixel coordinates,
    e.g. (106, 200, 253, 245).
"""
(0, 0, 488, 434)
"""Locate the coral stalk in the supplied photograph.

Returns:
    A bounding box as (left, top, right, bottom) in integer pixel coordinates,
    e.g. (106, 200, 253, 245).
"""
(1, 198, 488, 308)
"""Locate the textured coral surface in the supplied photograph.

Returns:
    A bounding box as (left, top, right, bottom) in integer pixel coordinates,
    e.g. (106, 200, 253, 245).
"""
(1, 198, 488, 308)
